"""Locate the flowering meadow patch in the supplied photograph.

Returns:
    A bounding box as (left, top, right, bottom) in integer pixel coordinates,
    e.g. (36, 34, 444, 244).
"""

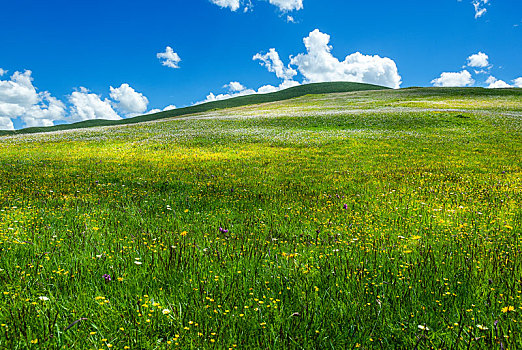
(0, 88, 520, 348)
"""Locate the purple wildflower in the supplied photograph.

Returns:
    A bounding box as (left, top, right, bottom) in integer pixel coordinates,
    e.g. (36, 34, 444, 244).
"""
(219, 227, 229, 234)
(102, 274, 111, 282)
(343, 204, 348, 210)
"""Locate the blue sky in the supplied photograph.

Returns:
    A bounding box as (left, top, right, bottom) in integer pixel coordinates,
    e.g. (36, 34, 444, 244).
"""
(0, 0, 520, 130)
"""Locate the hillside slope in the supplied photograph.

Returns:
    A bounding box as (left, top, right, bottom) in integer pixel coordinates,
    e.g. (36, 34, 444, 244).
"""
(0, 88, 521, 348)
(0, 82, 388, 136)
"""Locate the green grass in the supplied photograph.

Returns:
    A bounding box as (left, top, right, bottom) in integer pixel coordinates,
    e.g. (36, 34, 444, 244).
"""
(0, 87, 521, 349)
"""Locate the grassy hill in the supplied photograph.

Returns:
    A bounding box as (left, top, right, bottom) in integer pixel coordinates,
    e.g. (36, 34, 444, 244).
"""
(0, 81, 388, 136)
(0, 87, 521, 349)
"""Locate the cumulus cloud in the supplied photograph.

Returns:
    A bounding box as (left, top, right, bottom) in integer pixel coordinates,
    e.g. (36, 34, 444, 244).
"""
(200, 74, 302, 104)
(163, 105, 177, 111)
(0, 117, 13, 130)
(253, 48, 297, 81)
(467, 52, 489, 68)
(109, 83, 149, 117)
(225, 81, 247, 92)
(287, 29, 401, 88)
(22, 93, 66, 128)
(209, 0, 241, 11)
(0, 68, 158, 130)
(513, 77, 522, 88)
(201, 79, 300, 103)
(157, 46, 181, 69)
(69, 88, 121, 121)
(0, 68, 6, 76)
(431, 70, 474, 87)
(485, 76, 512, 88)
(145, 105, 177, 115)
(0, 70, 66, 129)
(203, 29, 401, 105)
(473, 0, 489, 18)
(269, 0, 303, 12)
(203, 82, 256, 103)
(209, 0, 302, 12)
(0, 70, 39, 110)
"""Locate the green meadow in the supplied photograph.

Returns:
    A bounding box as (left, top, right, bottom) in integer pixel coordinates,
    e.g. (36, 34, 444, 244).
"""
(0, 86, 521, 349)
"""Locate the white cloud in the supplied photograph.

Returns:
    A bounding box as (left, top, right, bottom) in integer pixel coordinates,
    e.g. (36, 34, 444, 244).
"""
(0, 70, 39, 110)
(0, 102, 24, 120)
(209, 0, 241, 11)
(219, 29, 401, 103)
(201, 78, 301, 104)
(0, 68, 6, 76)
(269, 0, 303, 12)
(253, 48, 297, 81)
(257, 80, 301, 94)
(145, 105, 177, 115)
(22, 92, 66, 128)
(0, 70, 66, 129)
(157, 46, 181, 69)
(513, 77, 522, 88)
(288, 29, 402, 88)
(0, 117, 14, 130)
(163, 105, 177, 111)
(0, 69, 158, 129)
(256, 85, 279, 94)
(209, 0, 302, 12)
(473, 0, 489, 18)
(225, 81, 247, 92)
(109, 83, 149, 117)
(467, 52, 489, 68)
(69, 88, 121, 121)
(203, 82, 256, 103)
(486, 76, 512, 88)
(431, 70, 474, 87)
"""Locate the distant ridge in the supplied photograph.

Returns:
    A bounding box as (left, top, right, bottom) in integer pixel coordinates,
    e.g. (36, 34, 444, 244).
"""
(0, 82, 388, 136)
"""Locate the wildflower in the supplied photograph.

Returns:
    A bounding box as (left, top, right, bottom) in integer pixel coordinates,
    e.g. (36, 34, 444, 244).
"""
(502, 306, 515, 313)
(219, 227, 229, 234)
(477, 325, 489, 330)
(38, 296, 49, 301)
(343, 204, 348, 210)
(162, 309, 171, 315)
(102, 274, 111, 282)
(134, 261, 142, 265)
(180, 231, 188, 237)
(418, 324, 429, 331)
